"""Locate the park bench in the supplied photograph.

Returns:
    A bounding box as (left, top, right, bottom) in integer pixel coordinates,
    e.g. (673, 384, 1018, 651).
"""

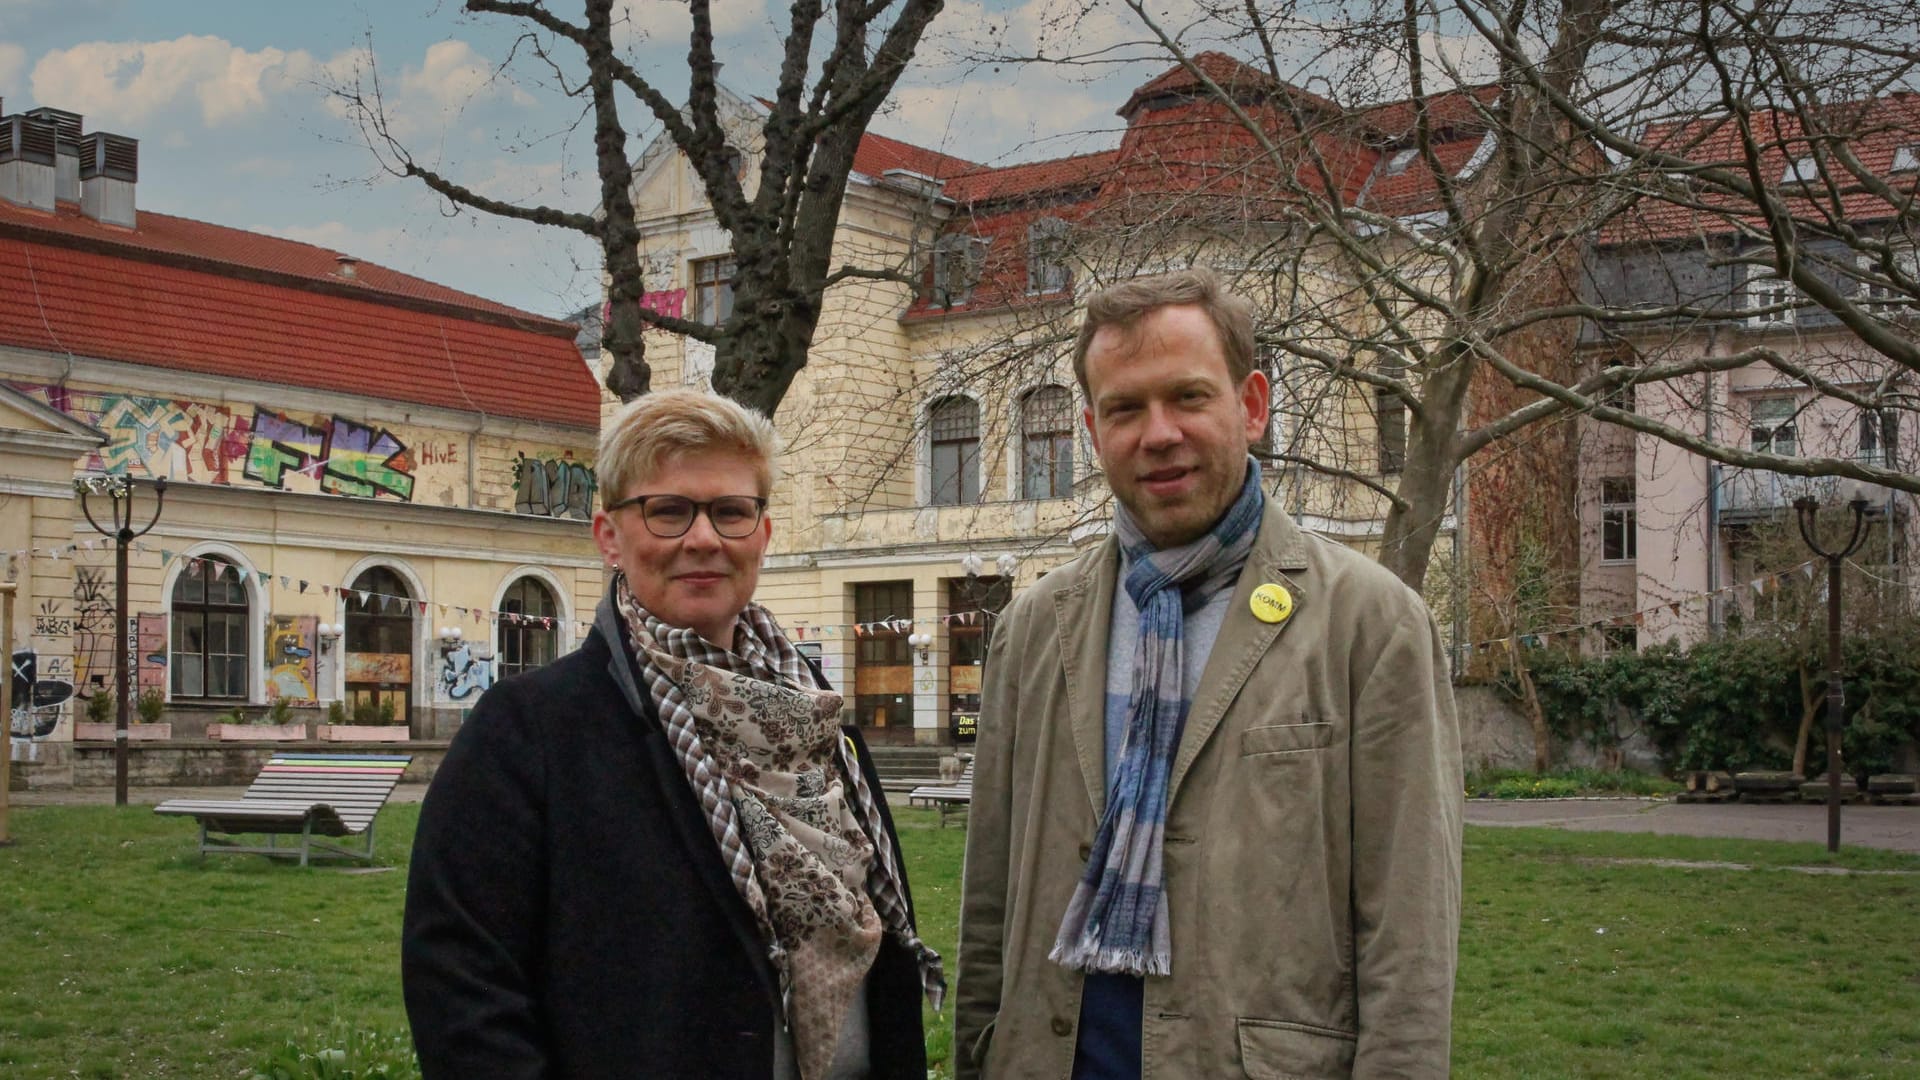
(907, 758, 974, 828)
(153, 753, 412, 866)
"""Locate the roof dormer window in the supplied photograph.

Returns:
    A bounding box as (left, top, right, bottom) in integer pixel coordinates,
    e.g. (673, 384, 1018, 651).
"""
(1384, 148, 1418, 176)
(1892, 146, 1919, 173)
(1781, 155, 1819, 186)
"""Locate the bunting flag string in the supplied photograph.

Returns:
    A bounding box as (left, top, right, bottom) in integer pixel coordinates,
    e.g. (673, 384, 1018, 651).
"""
(3, 541, 1017, 642)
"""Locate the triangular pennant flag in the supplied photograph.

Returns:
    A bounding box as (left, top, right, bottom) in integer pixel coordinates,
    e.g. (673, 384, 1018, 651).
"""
(279, 575, 289, 589)
(1633, 611, 1647, 625)
(1669, 602, 1681, 617)
(417, 600, 428, 616)
(298, 580, 308, 593)
(257, 571, 270, 586)
(438, 604, 448, 616)
(1751, 580, 1764, 596)
(1802, 563, 1815, 580)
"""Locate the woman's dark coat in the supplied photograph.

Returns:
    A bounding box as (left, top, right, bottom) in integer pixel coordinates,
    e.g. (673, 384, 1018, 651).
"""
(402, 602, 930, 1079)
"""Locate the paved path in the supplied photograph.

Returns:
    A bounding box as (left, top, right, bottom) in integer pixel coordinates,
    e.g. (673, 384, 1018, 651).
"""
(1465, 798, 1920, 855)
(14, 786, 1920, 855)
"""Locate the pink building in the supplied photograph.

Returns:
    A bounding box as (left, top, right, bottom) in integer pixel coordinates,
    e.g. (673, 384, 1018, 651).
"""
(1577, 98, 1919, 645)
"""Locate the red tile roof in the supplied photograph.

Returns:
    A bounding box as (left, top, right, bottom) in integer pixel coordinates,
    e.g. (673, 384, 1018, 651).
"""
(943, 150, 1119, 204)
(0, 202, 599, 428)
(1119, 52, 1337, 120)
(852, 132, 980, 181)
(1599, 93, 1920, 245)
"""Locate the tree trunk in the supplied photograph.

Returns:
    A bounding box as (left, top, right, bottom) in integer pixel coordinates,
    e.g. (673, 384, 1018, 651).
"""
(1791, 659, 1823, 777)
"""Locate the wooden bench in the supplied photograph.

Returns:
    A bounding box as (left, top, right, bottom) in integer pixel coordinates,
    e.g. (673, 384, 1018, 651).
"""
(907, 759, 974, 828)
(153, 753, 412, 866)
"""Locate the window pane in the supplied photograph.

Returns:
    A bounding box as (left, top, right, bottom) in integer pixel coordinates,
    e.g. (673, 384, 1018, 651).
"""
(174, 572, 204, 605)
(932, 443, 961, 505)
(175, 654, 204, 698)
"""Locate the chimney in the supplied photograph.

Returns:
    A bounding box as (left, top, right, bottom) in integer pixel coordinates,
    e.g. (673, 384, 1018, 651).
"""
(25, 108, 82, 203)
(0, 113, 59, 211)
(79, 130, 138, 227)
(335, 254, 359, 279)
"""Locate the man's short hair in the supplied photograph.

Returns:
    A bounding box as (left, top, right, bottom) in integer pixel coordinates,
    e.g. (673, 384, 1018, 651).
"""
(1071, 267, 1259, 396)
(596, 388, 781, 502)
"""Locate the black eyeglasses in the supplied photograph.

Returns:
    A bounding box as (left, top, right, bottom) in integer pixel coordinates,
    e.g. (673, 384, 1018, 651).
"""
(605, 493, 768, 539)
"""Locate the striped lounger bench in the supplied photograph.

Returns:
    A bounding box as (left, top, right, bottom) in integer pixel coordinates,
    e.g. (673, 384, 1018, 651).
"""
(153, 753, 412, 866)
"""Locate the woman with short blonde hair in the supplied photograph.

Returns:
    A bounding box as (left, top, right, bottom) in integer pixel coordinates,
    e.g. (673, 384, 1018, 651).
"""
(406, 388, 940, 1079)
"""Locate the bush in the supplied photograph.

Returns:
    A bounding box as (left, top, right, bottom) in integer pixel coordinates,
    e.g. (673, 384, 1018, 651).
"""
(327, 700, 348, 726)
(249, 1025, 419, 1080)
(1520, 618, 1920, 779)
(85, 691, 113, 724)
(267, 696, 295, 725)
(135, 687, 166, 725)
(1464, 767, 1678, 799)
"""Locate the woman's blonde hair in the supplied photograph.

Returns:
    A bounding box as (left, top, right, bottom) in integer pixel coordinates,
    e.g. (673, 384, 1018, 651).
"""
(596, 389, 781, 503)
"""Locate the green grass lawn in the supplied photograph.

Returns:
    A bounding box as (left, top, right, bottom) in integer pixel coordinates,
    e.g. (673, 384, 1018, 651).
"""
(1, 804, 1917, 1078)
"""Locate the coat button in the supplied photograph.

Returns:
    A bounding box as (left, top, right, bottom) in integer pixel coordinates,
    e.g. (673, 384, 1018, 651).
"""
(1051, 1017, 1074, 1037)
(1077, 842, 1092, 860)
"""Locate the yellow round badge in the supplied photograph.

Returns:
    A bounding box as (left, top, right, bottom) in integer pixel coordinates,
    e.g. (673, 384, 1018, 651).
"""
(1250, 583, 1293, 624)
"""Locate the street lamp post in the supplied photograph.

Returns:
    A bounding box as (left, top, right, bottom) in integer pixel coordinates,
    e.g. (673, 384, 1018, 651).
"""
(1793, 490, 1872, 854)
(73, 476, 167, 807)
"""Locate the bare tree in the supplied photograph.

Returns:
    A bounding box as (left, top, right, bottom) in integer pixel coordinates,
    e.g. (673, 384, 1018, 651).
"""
(334, 0, 946, 412)
(929, 0, 1918, 611)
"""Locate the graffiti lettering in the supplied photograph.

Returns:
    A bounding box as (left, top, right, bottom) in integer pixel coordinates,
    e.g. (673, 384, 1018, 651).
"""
(438, 643, 494, 701)
(418, 443, 460, 466)
(322, 417, 416, 501)
(245, 409, 327, 489)
(513, 453, 596, 520)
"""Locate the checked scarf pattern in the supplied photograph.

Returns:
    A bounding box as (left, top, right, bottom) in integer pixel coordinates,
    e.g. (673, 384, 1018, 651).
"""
(614, 577, 944, 1079)
(1050, 459, 1265, 976)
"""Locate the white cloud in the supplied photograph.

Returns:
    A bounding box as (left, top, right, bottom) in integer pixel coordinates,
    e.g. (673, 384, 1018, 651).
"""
(0, 43, 25, 92)
(30, 35, 321, 127)
(399, 40, 536, 115)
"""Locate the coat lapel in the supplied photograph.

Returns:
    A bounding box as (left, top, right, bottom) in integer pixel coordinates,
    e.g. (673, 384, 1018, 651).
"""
(603, 634, 782, 1010)
(1055, 539, 1119, 815)
(1169, 504, 1313, 803)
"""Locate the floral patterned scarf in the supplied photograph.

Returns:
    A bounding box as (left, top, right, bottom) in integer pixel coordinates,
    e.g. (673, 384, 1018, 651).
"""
(614, 577, 943, 1080)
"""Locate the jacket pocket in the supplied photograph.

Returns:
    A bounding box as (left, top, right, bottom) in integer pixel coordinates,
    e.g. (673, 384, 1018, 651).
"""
(1240, 721, 1335, 756)
(1237, 1017, 1358, 1079)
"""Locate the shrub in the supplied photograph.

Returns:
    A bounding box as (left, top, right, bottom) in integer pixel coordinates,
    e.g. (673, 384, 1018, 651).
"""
(267, 696, 295, 725)
(135, 687, 166, 725)
(85, 691, 113, 724)
(327, 700, 348, 726)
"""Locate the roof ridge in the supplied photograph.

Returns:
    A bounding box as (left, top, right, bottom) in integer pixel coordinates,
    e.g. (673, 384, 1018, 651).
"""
(0, 205, 577, 337)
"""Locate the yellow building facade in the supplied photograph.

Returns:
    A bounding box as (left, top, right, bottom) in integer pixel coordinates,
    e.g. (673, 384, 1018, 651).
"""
(2, 103, 603, 785)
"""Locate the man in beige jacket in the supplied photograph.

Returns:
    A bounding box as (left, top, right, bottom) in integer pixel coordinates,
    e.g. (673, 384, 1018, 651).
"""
(955, 270, 1462, 1079)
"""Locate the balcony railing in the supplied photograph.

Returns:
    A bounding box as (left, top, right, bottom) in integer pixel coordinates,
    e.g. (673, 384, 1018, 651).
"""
(1715, 466, 1897, 519)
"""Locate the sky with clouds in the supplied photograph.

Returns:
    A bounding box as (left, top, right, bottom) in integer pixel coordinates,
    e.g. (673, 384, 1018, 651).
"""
(0, 0, 1215, 320)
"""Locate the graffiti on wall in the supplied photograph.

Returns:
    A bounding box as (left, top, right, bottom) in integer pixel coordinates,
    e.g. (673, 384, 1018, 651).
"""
(437, 642, 495, 702)
(12, 385, 437, 503)
(69, 567, 117, 699)
(514, 452, 596, 520)
(244, 409, 327, 488)
(266, 615, 318, 703)
(322, 418, 417, 500)
(345, 652, 410, 684)
(10, 648, 72, 739)
(136, 613, 167, 694)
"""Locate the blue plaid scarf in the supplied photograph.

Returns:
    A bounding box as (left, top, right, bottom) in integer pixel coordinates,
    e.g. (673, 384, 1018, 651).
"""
(1050, 459, 1265, 976)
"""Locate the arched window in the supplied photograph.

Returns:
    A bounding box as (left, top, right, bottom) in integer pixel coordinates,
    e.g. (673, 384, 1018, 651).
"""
(1020, 385, 1075, 499)
(346, 566, 415, 722)
(499, 577, 560, 678)
(171, 557, 249, 698)
(929, 396, 981, 505)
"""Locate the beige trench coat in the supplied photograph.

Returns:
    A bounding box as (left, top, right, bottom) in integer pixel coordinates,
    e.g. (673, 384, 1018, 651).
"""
(954, 503, 1463, 1079)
